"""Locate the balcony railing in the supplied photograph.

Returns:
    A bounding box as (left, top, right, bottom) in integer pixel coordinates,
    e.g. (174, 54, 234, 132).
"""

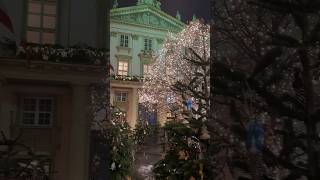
(0, 41, 108, 66)
(141, 49, 154, 55)
(138, 49, 155, 59)
(110, 75, 144, 82)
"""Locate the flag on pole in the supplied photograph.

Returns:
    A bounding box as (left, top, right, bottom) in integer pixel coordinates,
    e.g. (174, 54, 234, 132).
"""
(0, 0, 14, 33)
(108, 63, 114, 72)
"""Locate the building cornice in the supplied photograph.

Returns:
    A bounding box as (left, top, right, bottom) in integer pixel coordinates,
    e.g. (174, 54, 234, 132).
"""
(111, 80, 143, 88)
(115, 54, 132, 60)
(0, 58, 105, 85)
(0, 58, 104, 73)
(110, 5, 185, 33)
(111, 19, 179, 33)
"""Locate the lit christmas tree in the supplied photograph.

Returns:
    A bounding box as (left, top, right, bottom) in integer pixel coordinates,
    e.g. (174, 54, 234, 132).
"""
(139, 20, 212, 179)
(139, 20, 210, 121)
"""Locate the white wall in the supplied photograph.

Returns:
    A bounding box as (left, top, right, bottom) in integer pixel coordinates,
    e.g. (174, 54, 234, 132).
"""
(110, 21, 171, 76)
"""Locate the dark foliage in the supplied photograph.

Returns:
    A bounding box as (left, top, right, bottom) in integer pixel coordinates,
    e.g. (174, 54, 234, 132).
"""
(211, 0, 320, 179)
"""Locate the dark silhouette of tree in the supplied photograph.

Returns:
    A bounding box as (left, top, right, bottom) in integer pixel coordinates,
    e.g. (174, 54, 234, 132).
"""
(0, 131, 51, 179)
(211, 0, 320, 179)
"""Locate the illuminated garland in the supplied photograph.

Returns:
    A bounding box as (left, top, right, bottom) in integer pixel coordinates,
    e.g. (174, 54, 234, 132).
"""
(110, 75, 144, 82)
(15, 44, 108, 65)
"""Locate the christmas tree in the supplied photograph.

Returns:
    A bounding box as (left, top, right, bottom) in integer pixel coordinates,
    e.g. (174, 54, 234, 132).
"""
(140, 20, 212, 179)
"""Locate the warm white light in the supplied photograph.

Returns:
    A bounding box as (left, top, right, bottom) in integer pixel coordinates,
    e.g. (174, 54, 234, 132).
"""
(139, 20, 210, 117)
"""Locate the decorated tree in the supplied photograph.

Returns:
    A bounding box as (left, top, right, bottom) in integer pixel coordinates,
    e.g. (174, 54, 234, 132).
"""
(139, 20, 210, 121)
(139, 20, 212, 179)
(211, 0, 320, 179)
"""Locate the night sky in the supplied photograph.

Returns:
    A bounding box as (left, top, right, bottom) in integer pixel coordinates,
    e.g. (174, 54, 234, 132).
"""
(112, 0, 211, 23)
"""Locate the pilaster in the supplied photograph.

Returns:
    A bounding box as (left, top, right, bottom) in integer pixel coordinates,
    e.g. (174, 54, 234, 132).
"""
(0, 80, 4, 134)
(0, 78, 10, 137)
(130, 88, 138, 128)
(68, 84, 90, 180)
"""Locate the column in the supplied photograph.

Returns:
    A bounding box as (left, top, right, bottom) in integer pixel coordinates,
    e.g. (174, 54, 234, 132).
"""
(0, 79, 10, 137)
(130, 88, 138, 128)
(0, 80, 4, 134)
(68, 84, 90, 180)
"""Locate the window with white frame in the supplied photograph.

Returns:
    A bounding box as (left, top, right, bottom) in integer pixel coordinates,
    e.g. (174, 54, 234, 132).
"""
(120, 34, 129, 47)
(115, 92, 128, 102)
(21, 97, 53, 126)
(144, 38, 152, 51)
(27, 0, 57, 44)
(143, 64, 152, 77)
(118, 60, 128, 76)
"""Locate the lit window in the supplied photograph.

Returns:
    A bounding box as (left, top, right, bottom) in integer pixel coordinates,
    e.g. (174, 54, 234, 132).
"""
(115, 92, 128, 102)
(21, 97, 53, 126)
(144, 38, 152, 51)
(143, 64, 151, 77)
(120, 34, 129, 47)
(118, 60, 128, 76)
(27, 0, 57, 44)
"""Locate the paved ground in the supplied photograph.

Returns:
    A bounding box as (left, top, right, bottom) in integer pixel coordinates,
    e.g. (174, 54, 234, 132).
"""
(132, 130, 164, 180)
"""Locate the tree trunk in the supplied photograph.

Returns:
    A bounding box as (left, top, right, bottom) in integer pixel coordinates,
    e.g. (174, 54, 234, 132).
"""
(299, 49, 318, 179)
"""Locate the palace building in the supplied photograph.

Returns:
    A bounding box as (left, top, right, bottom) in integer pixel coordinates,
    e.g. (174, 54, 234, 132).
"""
(110, 0, 184, 127)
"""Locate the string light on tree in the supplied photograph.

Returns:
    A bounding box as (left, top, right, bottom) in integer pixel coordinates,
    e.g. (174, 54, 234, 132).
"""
(139, 20, 210, 118)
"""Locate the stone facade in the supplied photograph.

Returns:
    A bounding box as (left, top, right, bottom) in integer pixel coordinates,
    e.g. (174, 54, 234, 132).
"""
(110, 0, 184, 127)
(0, 0, 109, 179)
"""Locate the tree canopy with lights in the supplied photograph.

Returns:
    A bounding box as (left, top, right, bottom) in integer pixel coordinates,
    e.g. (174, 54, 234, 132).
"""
(139, 20, 210, 121)
(139, 20, 212, 179)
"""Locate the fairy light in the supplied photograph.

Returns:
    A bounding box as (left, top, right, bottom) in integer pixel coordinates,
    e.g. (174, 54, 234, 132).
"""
(139, 20, 210, 113)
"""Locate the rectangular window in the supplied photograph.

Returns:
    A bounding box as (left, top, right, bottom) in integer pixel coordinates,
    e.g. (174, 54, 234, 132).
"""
(21, 97, 53, 126)
(120, 34, 129, 47)
(144, 38, 152, 51)
(143, 64, 151, 77)
(115, 92, 128, 102)
(27, 0, 57, 44)
(118, 60, 128, 76)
